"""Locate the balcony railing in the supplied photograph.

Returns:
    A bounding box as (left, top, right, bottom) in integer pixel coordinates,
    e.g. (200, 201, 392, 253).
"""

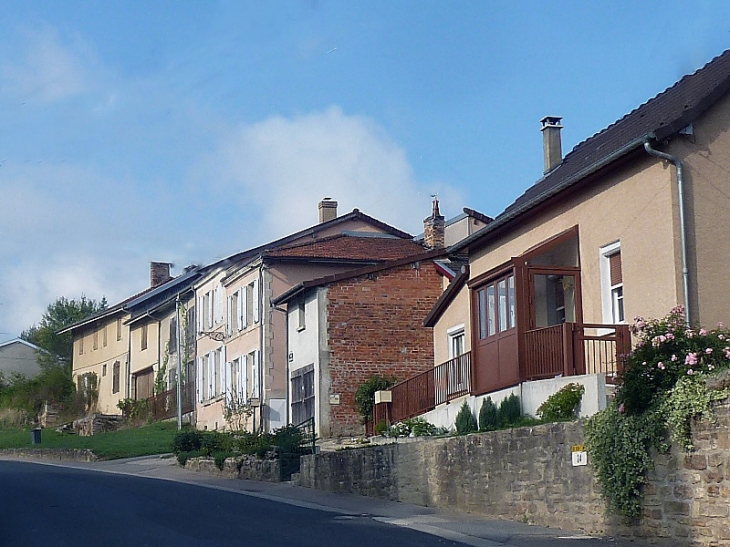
(524, 323, 630, 383)
(144, 382, 195, 421)
(390, 368, 435, 422)
(435, 352, 472, 405)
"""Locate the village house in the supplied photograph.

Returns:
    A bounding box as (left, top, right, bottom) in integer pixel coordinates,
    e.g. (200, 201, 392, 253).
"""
(382, 48, 730, 426)
(0, 338, 44, 381)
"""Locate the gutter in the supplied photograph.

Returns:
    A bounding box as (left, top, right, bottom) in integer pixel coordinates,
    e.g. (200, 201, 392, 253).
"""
(643, 137, 691, 325)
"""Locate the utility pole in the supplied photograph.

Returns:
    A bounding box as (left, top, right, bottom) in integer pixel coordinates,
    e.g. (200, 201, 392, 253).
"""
(175, 293, 183, 430)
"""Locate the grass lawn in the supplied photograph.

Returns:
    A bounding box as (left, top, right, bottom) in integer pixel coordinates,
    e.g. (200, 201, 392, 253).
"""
(0, 420, 179, 460)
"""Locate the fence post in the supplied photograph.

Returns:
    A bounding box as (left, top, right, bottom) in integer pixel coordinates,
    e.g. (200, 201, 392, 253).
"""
(562, 322, 575, 377)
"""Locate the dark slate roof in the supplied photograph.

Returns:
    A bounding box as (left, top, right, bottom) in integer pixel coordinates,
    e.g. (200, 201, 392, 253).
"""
(265, 233, 426, 262)
(452, 49, 730, 254)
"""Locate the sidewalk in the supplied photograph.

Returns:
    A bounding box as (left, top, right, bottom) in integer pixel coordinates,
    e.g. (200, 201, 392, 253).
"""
(0, 453, 648, 547)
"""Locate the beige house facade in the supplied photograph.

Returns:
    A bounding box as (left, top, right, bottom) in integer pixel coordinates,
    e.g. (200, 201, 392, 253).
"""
(416, 49, 730, 416)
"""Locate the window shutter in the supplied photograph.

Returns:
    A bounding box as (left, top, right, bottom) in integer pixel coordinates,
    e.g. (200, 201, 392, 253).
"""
(241, 287, 248, 329)
(253, 279, 260, 323)
(237, 288, 243, 331)
(220, 346, 227, 396)
(197, 357, 204, 403)
(227, 295, 232, 336)
(252, 350, 260, 399)
(226, 359, 233, 401)
(609, 252, 623, 286)
(208, 352, 214, 398)
(240, 355, 247, 401)
(197, 296, 203, 333)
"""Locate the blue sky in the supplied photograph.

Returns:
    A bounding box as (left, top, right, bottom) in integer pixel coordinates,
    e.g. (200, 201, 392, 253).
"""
(2, 1, 730, 340)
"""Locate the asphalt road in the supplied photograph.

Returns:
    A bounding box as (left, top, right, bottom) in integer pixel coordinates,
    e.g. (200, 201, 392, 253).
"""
(0, 459, 647, 547)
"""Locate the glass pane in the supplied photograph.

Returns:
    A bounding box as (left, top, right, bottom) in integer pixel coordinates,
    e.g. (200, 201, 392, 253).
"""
(498, 279, 507, 332)
(508, 275, 516, 329)
(478, 289, 487, 339)
(533, 273, 576, 327)
(487, 285, 496, 336)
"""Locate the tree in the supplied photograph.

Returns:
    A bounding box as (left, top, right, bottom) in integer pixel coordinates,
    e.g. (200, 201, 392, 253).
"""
(21, 295, 107, 371)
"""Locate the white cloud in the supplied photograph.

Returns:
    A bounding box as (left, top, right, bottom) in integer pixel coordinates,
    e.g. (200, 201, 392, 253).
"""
(1, 24, 103, 104)
(199, 106, 463, 240)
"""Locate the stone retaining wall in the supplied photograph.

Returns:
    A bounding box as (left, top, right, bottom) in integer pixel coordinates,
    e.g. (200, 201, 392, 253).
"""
(0, 448, 98, 462)
(184, 455, 280, 482)
(298, 403, 730, 546)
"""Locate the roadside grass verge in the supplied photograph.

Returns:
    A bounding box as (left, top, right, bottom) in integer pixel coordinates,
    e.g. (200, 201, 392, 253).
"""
(0, 421, 178, 460)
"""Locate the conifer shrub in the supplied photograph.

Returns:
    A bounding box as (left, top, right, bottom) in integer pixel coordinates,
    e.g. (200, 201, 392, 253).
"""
(497, 394, 521, 427)
(455, 401, 477, 434)
(478, 397, 498, 431)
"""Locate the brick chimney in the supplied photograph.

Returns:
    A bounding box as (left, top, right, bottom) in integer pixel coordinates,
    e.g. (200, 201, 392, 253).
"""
(541, 116, 563, 174)
(423, 196, 445, 249)
(318, 198, 338, 223)
(150, 262, 172, 288)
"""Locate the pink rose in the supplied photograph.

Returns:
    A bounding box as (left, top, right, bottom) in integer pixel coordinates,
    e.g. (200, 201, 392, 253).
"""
(685, 353, 698, 366)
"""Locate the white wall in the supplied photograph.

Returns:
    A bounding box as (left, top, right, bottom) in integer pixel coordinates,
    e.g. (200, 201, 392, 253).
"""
(418, 374, 607, 430)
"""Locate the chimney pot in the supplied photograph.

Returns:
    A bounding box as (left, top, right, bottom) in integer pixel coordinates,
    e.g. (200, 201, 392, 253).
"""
(318, 198, 338, 223)
(540, 116, 563, 174)
(150, 262, 172, 288)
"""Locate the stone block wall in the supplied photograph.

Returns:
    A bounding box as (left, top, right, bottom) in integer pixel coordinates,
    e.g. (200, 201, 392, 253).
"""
(325, 261, 442, 436)
(299, 403, 730, 546)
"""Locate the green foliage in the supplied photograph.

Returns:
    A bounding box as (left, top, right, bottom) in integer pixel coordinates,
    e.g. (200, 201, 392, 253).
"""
(497, 394, 522, 427)
(663, 375, 729, 451)
(385, 417, 442, 438)
(618, 306, 730, 414)
(154, 350, 168, 396)
(455, 401, 477, 435)
(0, 365, 76, 417)
(213, 451, 236, 470)
(173, 428, 202, 454)
(199, 430, 232, 456)
(176, 450, 202, 466)
(585, 402, 668, 518)
(478, 397, 498, 431)
(537, 383, 585, 422)
(374, 420, 388, 436)
(21, 295, 107, 371)
(117, 398, 148, 420)
(354, 375, 396, 423)
(586, 306, 730, 518)
(223, 392, 253, 431)
(235, 430, 276, 459)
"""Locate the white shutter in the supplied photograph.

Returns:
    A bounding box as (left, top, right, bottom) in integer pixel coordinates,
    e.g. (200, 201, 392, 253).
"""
(197, 296, 203, 333)
(238, 355, 248, 401)
(226, 359, 233, 402)
(241, 287, 248, 329)
(216, 283, 224, 324)
(220, 346, 227, 396)
(237, 288, 243, 331)
(207, 291, 213, 329)
(207, 352, 214, 398)
(196, 357, 204, 403)
(253, 279, 260, 323)
(227, 295, 232, 336)
(252, 349, 260, 399)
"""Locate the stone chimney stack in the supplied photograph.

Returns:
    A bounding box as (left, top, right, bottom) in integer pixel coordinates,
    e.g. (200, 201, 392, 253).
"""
(541, 116, 563, 174)
(318, 198, 338, 224)
(423, 196, 445, 249)
(150, 262, 172, 288)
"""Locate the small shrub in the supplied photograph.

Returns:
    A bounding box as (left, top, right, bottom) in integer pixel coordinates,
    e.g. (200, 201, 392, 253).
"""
(478, 397, 498, 431)
(117, 398, 148, 421)
(213, 450, 236, 471)
(497, 394, 521, 427)
(455, 401, 477, 435)
(537, 383, 585, 422)
(355, 375, 396, 424)
(374, 420, 388, 436)
(176, 450, 202, 466)
(235, 430, 276, 459)
(274, 425, 305, 454)
(200, 431, 232, 456)
(173, 429, 202, 455)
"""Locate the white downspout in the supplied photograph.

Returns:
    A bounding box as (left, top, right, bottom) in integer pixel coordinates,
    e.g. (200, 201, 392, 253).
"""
(643, 139, 691, 325)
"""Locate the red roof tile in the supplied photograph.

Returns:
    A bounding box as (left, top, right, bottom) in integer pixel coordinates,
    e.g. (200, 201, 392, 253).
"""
(265, 234, 426, 261)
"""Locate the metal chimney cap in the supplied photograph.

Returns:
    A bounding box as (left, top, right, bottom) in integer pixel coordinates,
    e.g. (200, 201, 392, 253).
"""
(540, 116, 563, 129)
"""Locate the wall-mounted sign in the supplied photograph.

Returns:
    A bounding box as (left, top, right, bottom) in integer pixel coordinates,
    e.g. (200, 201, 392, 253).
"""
(572, 444, 587, 466)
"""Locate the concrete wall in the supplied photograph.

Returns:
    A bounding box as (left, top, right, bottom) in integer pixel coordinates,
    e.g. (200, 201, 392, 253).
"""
(299, 401, 730, 545)
(418, 374, 606, 430)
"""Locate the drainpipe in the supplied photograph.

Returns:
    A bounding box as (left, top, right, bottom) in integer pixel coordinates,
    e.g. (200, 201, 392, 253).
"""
(643, 138, 691, 325)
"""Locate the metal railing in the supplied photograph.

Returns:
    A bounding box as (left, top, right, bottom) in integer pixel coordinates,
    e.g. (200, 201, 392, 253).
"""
(144, 382, 195, 421)
(524, 324, 569, 380)
(390, 368, 435, 422)
(578, 323, 631, 383)
(435, 352, 472, 405)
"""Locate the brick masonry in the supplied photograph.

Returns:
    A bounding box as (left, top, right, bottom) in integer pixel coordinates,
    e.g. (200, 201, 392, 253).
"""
(325, 261, 442, 437)
(298, 402, 730, 546)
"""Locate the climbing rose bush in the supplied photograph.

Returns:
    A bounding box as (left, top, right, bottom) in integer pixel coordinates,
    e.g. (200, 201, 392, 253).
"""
(618, 305, 730, 414)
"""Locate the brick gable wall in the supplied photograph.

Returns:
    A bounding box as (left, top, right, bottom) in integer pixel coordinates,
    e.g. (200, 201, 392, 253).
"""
(325, 261, 442, 436)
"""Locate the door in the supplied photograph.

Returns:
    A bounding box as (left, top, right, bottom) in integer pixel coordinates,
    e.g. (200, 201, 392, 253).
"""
(472, 271, 519, 394)
(527, 268, 582, 329)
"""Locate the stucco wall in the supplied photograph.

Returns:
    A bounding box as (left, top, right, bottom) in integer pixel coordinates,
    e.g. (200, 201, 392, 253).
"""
(299, 401, 730, 545)
(470, 156, 680, 326)
(432, 283, 470, 367)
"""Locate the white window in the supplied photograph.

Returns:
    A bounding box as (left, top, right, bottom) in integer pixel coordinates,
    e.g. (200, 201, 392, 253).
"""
(448, 325, 466, 359)
(600, 242, 625, 324)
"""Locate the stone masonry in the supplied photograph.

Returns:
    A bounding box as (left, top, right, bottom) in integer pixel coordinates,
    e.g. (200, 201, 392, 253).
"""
(298, 402, 730, 546)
